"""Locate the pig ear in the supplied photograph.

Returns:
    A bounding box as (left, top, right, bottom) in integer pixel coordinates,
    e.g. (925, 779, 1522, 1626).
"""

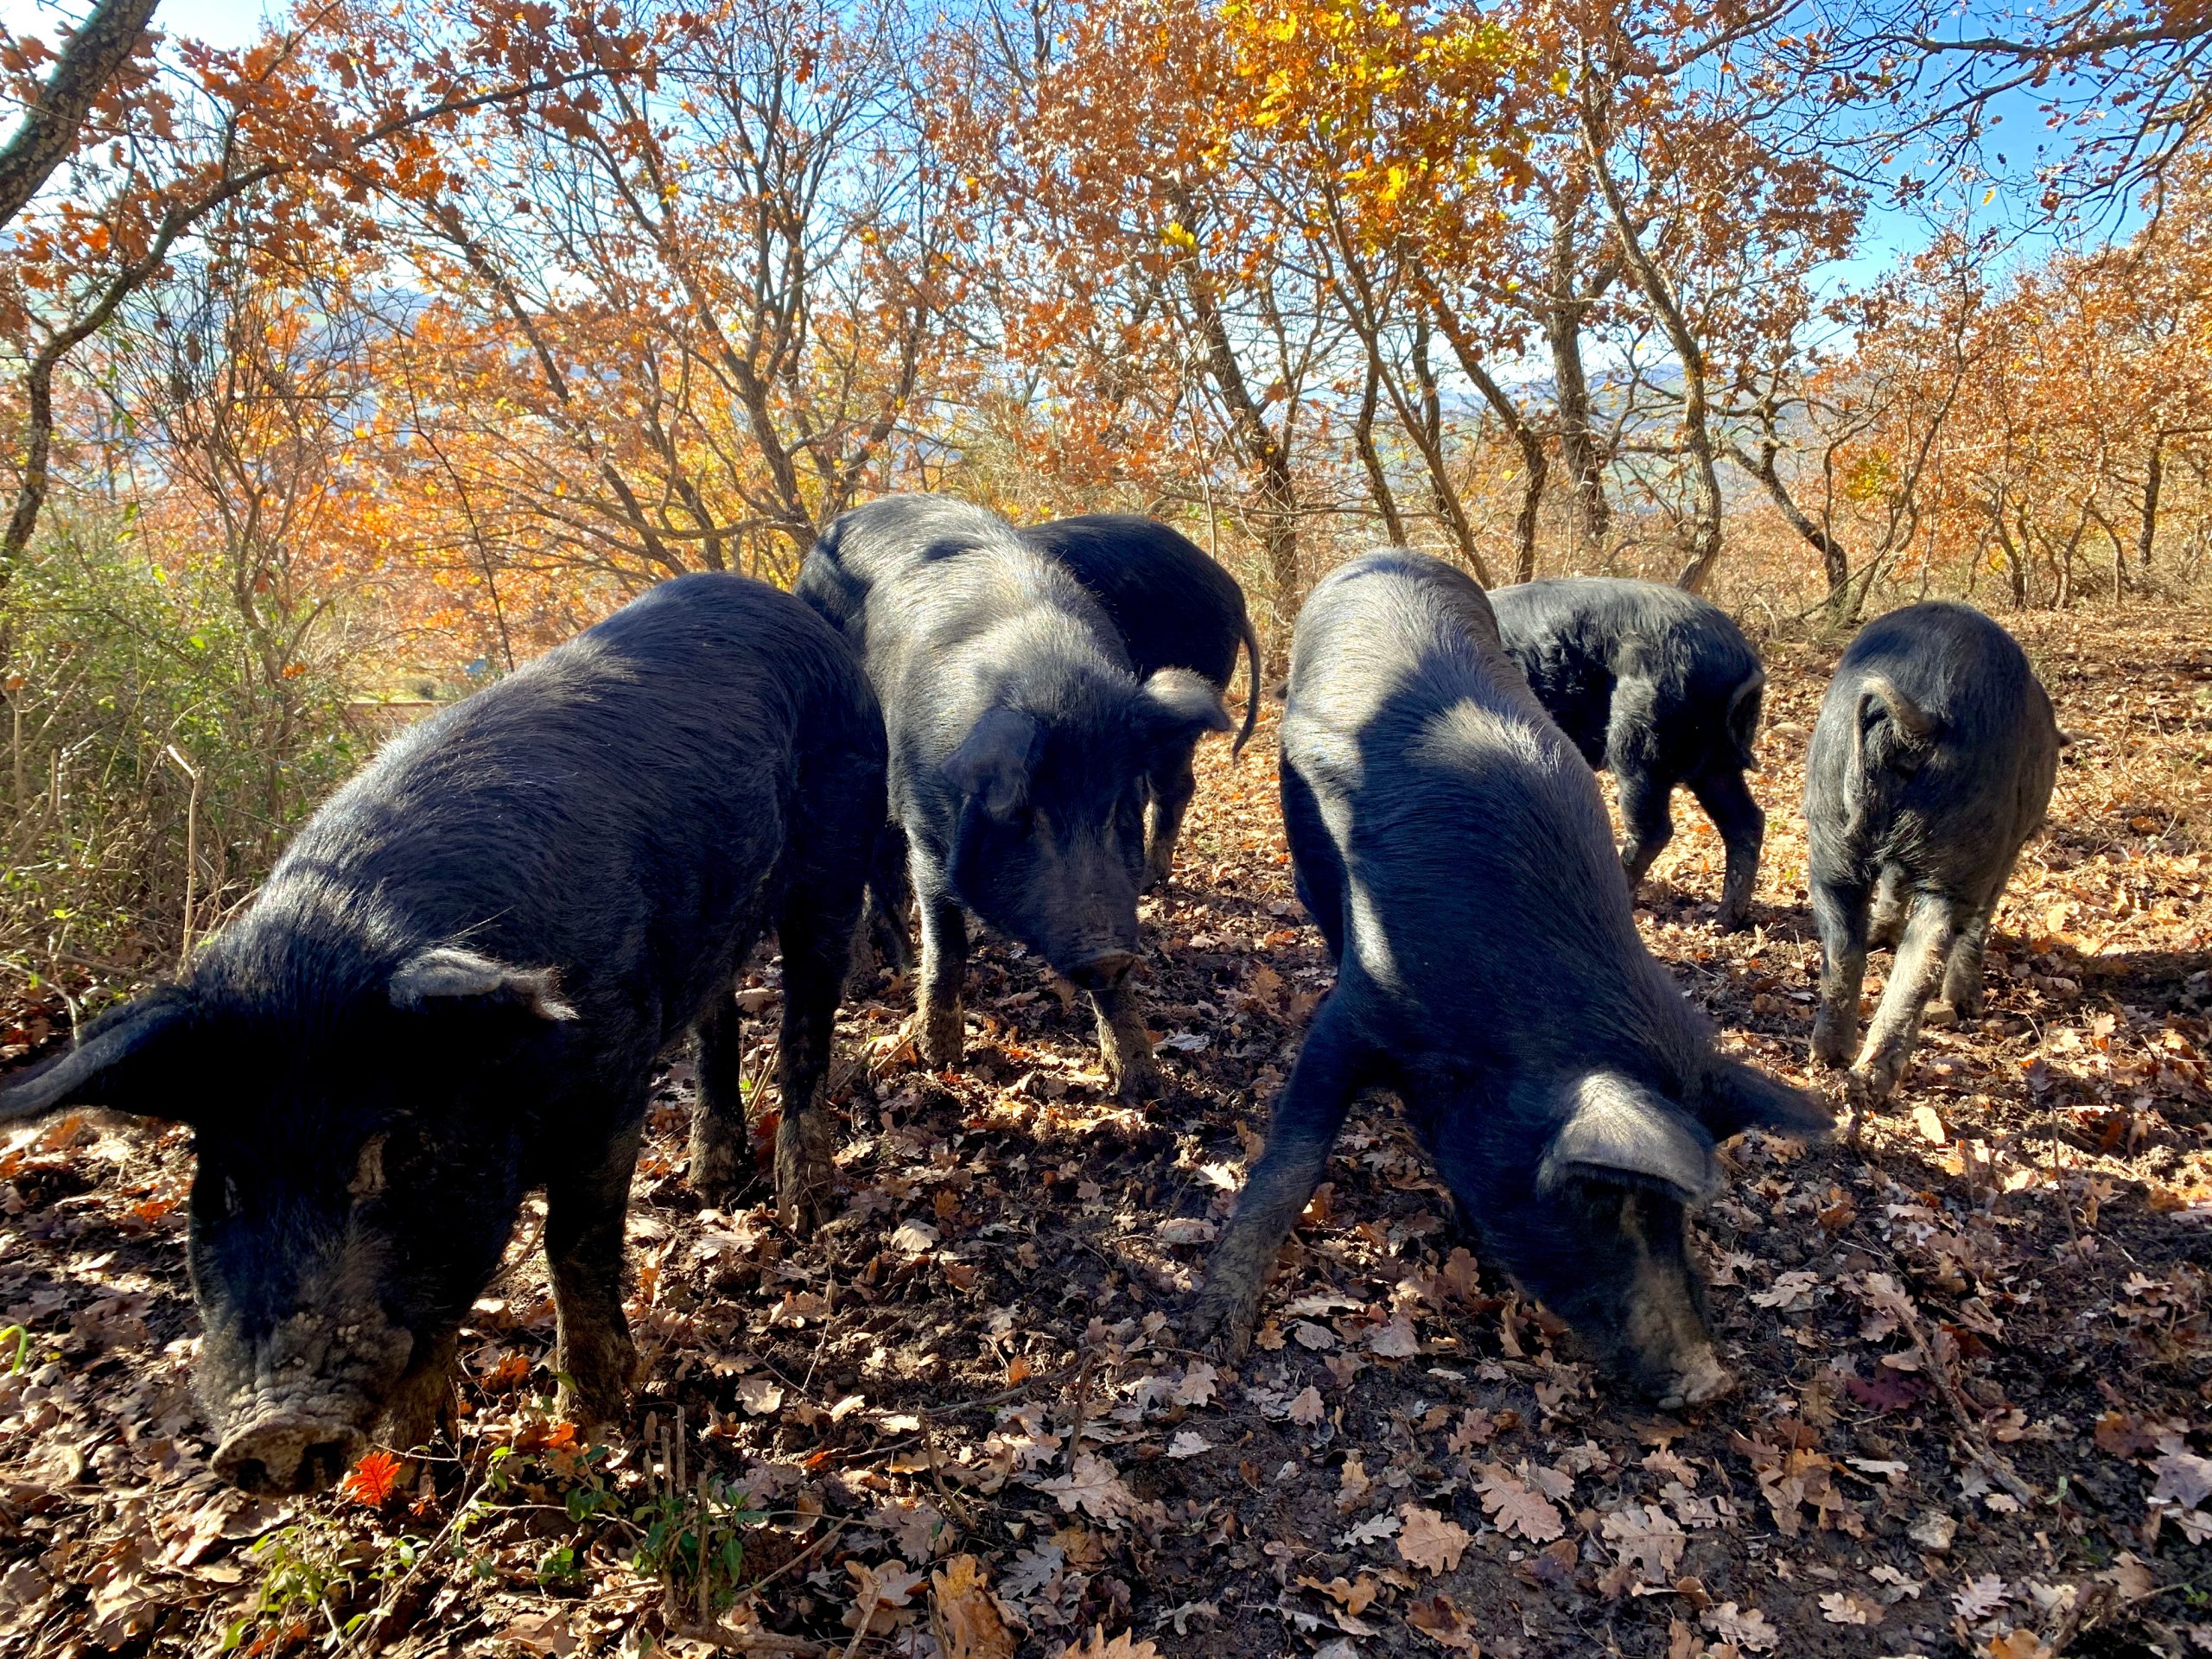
(1135, 668, 1232, 758)
(945, 707, 1040, 823)
(1696, 1056, 1833, 1143)
(1856, 674, 1940, 773)
(389, 948, 576, 1021)
(1536, 1072, 1719, 1205)
(0, 992, 198, 1124)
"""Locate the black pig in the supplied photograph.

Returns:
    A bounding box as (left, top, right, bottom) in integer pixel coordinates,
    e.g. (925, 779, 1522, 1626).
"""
(797, 495, 1230, 1099)
(1188, 552, 1826, 1406)
(1021, 513, 1262, 887)
(1805, 601, 2063, 1105)
(0, 575, 886, 1493)
(1491, 578, 1768, 929)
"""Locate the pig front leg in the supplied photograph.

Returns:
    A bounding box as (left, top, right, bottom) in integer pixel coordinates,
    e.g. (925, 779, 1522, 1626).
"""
(377, 1330, 461, 1455)
(1941, 854, 2018, 1019)
(1188, 1009, 1361, 1357)
(1088, 972, 1162, 1102)
(775, 890, 856, 1233)
(687, 991, 747, 1204)
(1850, 892, 1960, 1106)
(546, 1122, 643, 1431)
(1689, 766, 1764, 932)
(913, 872, 969, 1071)
(1141, 745, 1199, 891)
(1810, 875, 1870, 1068)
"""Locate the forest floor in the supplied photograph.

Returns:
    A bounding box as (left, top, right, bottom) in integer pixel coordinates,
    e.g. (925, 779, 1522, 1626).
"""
(2, 605, 2210, 1659)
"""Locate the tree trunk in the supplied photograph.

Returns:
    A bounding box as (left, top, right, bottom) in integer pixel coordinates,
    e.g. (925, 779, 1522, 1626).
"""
(1353, 354, 1408, 545)
(0, 0, 162, 234)
(1993, 500, 2028, 608)
(1179, 251, 1301, 635)
(1580, 80, 1722, 594)
(1426, 291, 1544, 583)
(1546, 213, 1609, 562)
(2139, 435, 2163, 570)
(1726, 436, 1849, 615)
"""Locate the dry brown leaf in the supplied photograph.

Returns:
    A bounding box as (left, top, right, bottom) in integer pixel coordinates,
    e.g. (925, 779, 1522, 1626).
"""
(1602, 1503, 1685, 1584)
(1405, 1592, 1481, 1652)
(931, 1554, 1014, 1659)
(1474, 1465, 1566, 1542)
(1067, 1629, 1160, 1659)
(1396, 1503, 1474, 1573)
(1037, 1453, 1134, 1520)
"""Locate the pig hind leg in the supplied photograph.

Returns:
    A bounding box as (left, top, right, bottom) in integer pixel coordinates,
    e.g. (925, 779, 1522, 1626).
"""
(914, 868, 969, 1070)
(1688, 764, 1764, 932)
(775, 867, 868, 1232)
(1811, 875, 1871, 1068)
(1606, 683, 1675, 892)
(1941, 849, 2021, 1016)
(863, 823, 914, 978)
(1189, 1004, 1367, 1357)
(547, 1120, 645, 1430)
(1613, 764, 1677, 894)
(1852, 890, 1961, 1106)
(1141, 743, 1199, 890)
(688, 991, 748, 1203)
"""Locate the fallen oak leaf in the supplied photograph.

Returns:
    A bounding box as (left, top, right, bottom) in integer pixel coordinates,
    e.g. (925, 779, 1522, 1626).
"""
(1700, 1601, 1780, 1652)
(1035, 1453, 1134, 1521)
(1405, 1592, 1480, 1653)
(1818, 1590, 1882, 1626)
(1600, 1503, 1684, 1584)
(1474, 1465, 1564, 1542)
(1066, 1628, 1160, 1658)
(844, 1558, 925, 1635)
(1396, 1504, 1473, 1573)
(931, 1554, 1014, 1659)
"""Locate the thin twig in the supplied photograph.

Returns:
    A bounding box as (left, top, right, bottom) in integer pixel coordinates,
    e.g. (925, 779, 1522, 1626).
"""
(1874, 1258, 2036, 1504)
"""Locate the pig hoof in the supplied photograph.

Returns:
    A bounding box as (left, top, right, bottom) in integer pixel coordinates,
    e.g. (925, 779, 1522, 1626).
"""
(1110, 1053, 1165, 1102)
(1810, 1014, 1853, 1069)
(1183, 1289, 1256, 1361)
(1844, 1065, 1895, 1112)
(556, 1331, 639, 1433)
(1923, 1001, 1959, 1030)
(918, 1001, 964, 1070)
(1651, 1354, 1734, 1413)
(773, 1115, 839, 1235)
(688, 1122, 748, 1203)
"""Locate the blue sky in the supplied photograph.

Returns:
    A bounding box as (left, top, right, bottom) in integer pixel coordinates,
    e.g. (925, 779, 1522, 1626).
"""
(0, 0, 270, 55)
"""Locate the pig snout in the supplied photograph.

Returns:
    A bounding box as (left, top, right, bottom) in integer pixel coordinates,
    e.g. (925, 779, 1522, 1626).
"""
(1066, 949, 1137, 992)
(214, 1414, 368, 1496)
(1622, 1250, 1734, 1412)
